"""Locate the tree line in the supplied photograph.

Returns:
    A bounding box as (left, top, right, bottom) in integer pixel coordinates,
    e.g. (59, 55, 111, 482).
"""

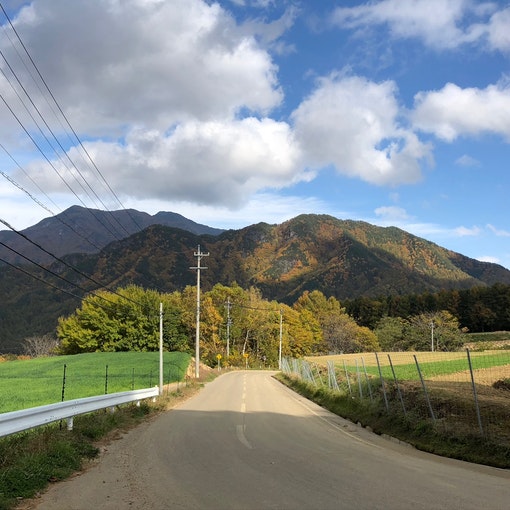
(344, 282, 510, 333)
(57, 284, 379, 366)
(55, 283, 468, 366)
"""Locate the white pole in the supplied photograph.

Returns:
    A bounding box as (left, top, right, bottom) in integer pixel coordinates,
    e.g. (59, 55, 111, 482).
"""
(195, 261, 201, 378)
(159, 302, 163, 395)
(431, 320, 435, 352)
(226, 297, 231, 358)
(278, 310, 283, 370)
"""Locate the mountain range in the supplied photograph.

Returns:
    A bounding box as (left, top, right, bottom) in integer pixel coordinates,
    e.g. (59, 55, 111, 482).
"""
(1, 206, 510, 353)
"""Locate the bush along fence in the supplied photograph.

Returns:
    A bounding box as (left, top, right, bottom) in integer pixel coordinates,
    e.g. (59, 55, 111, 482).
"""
(281, 350, 510, 447)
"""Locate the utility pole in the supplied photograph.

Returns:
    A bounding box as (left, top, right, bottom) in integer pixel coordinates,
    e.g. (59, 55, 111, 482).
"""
(278, 309, 283, 370)
(159, 302, 163, 395)
(226, 297, 231, 358)
(430, 320, 435, 352)
(190, 245, 209, 378)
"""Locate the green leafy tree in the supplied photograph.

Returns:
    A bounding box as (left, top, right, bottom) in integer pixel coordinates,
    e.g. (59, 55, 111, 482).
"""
(407, 311, 464, 351)
(374, 316, 408, 351)
(58, 286, 184, 354)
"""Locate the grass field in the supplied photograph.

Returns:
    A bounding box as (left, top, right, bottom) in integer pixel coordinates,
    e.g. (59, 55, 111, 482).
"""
(308, 350, 510, 385)
(0, 351, 191, 414)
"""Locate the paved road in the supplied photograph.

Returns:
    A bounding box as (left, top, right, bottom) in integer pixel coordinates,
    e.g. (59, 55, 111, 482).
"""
(33, 371, 510, 509)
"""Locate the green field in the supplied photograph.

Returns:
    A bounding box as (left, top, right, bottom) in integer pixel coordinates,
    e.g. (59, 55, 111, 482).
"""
(0, 351, 191, 413)
(353, 352, 510, 381)
(310, 350, 510, 384)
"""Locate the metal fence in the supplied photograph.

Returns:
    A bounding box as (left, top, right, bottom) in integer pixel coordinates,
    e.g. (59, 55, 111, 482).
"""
(282, 350, 510, 445)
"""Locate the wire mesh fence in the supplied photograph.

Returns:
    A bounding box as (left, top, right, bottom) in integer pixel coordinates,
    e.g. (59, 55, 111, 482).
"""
(282, 350, 510, 446)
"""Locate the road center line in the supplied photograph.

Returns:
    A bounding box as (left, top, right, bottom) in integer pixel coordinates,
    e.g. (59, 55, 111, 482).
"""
(235, 374, 253, 448)
(236, 424, 253, 449)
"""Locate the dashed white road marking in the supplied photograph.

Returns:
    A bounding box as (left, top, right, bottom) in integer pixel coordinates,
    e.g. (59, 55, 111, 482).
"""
(236, 374, 253, 449)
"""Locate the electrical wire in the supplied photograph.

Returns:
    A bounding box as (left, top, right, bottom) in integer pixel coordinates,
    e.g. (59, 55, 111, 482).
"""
(0, 3, 186, 311)
(0, 2, 144, 236)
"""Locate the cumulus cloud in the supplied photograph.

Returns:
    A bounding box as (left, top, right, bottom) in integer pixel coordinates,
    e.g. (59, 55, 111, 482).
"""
(1, 0, 503, 223)
(19, 118, 306, 208)
(291, 74, 432, 185)
(331, 0, 509, 52)
(411, 81, 510, 141)
(2, 0, 282, 135)
(486, 7, 510, 52)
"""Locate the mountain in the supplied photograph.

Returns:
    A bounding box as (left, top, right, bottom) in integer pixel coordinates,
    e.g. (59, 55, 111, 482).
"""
(0, 205, 224, 265)
(2, 212, 510, 353)
(86, 214, 509, 300)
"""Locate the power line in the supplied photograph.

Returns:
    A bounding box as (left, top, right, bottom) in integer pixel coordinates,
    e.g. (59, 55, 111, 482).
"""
(0, 217, 145, 307)
(0, 2, 144, 237)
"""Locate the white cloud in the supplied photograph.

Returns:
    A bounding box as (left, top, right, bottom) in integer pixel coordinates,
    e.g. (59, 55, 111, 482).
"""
(455, 154, 480, 167)
(374, 205, 410, 221)
(454, 225, 482, 236)
(124, 192, 333, 230)
(331, 0, 508, 52)
(477, 255, 501, 264)
(291, 74, 432, 185)
(487, 224, 510, 237)
(412, 81, 510, 141)
(2, 0, 282, 136)
(17, 118, 307, 208)
(486, 7, 510, 52)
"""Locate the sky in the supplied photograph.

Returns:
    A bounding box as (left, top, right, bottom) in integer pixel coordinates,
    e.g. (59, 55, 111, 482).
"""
(0, 0, 509, 269)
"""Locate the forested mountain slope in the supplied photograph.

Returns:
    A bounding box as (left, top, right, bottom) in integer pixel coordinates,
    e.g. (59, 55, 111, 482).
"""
(2, 213, 509, 353)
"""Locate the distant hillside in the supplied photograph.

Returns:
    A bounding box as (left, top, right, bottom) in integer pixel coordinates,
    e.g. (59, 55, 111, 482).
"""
(2, 213, 510, 353)
(0, 205, 224, 265)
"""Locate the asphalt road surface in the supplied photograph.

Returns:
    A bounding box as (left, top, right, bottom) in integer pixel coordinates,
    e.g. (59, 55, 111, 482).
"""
(32, 371, 510, 510)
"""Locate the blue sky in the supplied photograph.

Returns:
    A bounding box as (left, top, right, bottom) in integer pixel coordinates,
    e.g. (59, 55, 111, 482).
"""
(1, 0, 510, 268)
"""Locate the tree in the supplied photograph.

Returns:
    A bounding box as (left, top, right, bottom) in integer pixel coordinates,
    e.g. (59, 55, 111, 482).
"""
(407, 311, 464, 351)
(374, 316, 408, 351)
(294, 290, 379, 353)
(22, 334, 59, 357)
(58, 286, 182, 354)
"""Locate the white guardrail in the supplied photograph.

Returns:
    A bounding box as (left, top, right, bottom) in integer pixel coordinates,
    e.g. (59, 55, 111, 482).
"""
(0, 387, 160, 438)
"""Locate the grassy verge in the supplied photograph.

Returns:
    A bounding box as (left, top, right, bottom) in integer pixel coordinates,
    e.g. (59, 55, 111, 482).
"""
(0, 374, 214, 510)
(275, 372, 510, 469)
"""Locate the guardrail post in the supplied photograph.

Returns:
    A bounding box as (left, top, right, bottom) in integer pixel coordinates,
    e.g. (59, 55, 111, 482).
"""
(66, 416, 74, 431)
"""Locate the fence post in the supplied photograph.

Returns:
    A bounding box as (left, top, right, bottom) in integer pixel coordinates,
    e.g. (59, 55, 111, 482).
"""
(388, 354, 406, 417)
(413, 355, 435, 422)
(312, 362, 324, 387)
(355, 359, 363, 398)
(466, 348, 484, 437)
(61, 364, 67, 402)
(375, 352, 389, 411)
(104, 365, 109, 395)
(343, 360, 352, 397)
(327, 360, 340, 392)
(60, 363, 67, 431)
(361, 357, 373, 401)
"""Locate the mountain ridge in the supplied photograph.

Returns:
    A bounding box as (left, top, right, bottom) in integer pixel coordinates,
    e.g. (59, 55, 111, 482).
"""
(0, 205, 224, 265)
